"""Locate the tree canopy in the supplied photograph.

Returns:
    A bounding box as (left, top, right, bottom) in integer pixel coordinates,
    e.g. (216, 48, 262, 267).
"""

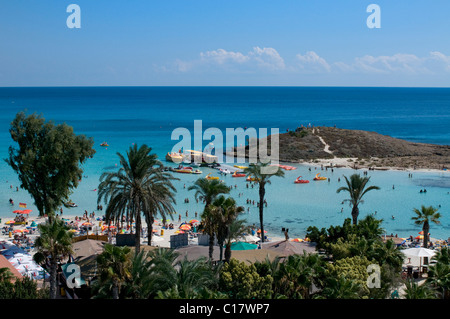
(6, 111, 95, 219)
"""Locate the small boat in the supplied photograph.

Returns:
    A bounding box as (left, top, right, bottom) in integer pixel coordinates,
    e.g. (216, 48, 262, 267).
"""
(313, 173, 327, 181)
(232, 172, 246, 177)
(234, 165, 248, 169)
(246, 176, 259, 182)
(174, 169, 193, 174)
(271, 164, 297, 170)
(206, 173, 220, 180)
(64, 201, 78, 208)
(294, 176, 309, 184)
(191, 169, 202, 174)
(100, 142, 109, 147)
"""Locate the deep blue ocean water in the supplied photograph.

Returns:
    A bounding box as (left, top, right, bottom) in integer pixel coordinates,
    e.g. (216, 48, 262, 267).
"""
(0, 87, 449, 240)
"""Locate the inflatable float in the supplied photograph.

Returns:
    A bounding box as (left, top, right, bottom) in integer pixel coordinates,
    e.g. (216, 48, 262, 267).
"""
(294, 176, 309, 184)
(313, 173, 327, 181)
(246, 176, 259, 182)
(232, 172, 246, 177)
(206, 173, 220, 180)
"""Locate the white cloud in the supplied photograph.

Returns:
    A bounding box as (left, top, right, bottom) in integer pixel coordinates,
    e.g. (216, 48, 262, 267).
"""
(200, 49, 250, 65)
(296, 51, 331, 73)
(165, 48, 450, 78)
(248, 47, 285, 70)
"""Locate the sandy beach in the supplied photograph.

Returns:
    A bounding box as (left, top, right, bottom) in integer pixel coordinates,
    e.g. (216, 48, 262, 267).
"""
(0, 214, 286, 252)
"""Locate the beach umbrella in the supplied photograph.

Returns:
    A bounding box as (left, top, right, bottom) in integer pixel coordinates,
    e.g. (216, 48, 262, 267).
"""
(13, 229, 28, 233)
(82, 222, 93, 226)
(12, 210, 23, 214)
(180, 224, 191, 231)
(292, 238, 304, 242)
(229, 241, 258, 251)
(6, 220, 15, 225)
(189, 219, 199, 224)
(21, 209, 32, 214)
(402, 247, 437, 271)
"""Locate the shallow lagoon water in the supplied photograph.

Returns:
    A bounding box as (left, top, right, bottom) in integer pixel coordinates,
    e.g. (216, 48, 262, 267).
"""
(0, 87, 449, 240)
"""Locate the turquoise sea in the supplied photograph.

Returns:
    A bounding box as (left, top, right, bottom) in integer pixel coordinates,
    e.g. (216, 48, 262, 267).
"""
(0, 87, 449, 240)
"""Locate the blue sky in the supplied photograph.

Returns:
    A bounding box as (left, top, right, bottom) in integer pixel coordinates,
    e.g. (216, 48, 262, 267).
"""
(1, 1, 449, 86)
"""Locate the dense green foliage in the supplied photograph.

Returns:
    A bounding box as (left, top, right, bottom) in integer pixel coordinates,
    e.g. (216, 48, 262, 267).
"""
(0, 274, 47, 299)
(6, 111, 95, 219)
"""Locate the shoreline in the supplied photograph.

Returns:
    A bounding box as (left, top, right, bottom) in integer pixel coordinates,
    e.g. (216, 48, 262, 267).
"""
(290, 157, 450, 174)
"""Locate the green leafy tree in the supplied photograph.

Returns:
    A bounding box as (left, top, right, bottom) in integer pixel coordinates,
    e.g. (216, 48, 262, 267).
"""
(0, 275, 41, 299)
(336, 174, 380, 225)
(244, 162, 284, 242)
(33, 219, 73, 299)
(219, 258, 273, 299)
(6, 111, 95, 221)
(98, 144, 178, 254)
(411, 205, 441, 248)
(325, 255, 372, 297)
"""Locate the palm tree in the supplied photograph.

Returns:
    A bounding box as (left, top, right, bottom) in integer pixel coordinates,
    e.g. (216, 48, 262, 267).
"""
(426, 247, 450, 299)
(374, 239, 405, 271)
(274, 253, 325, 299)
(357, 214, 384, 240)
(224, 219, 248, 263)
(96, 243, 132, 299)
(98, 144, 178, 254)
(403, 279, 437, 299)
(188, 178, 230, 259)
(188, 177, 230, 210)
(412, 205, 441, 248)
(244, 162, 284, 242)
(209, 196, 245, 262)
(33, 219, 73, 299)
(319, 275, 362, 299)
(144, 248, 219, 298)
(336, 174, 380, 225)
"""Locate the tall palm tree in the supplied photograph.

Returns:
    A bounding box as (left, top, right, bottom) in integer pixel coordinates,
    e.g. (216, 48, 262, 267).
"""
(33, 219, 73, 299)
(98, 144, 178, 254)
(188, 178, 230, 259)
(188, 177, 230, 210)
(412, 205, 441, 248)
(209, 196, 245, 262)
(244, 162, 284, 242)
(96, 243, 132, 299)
(336, 174, 380, 225)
